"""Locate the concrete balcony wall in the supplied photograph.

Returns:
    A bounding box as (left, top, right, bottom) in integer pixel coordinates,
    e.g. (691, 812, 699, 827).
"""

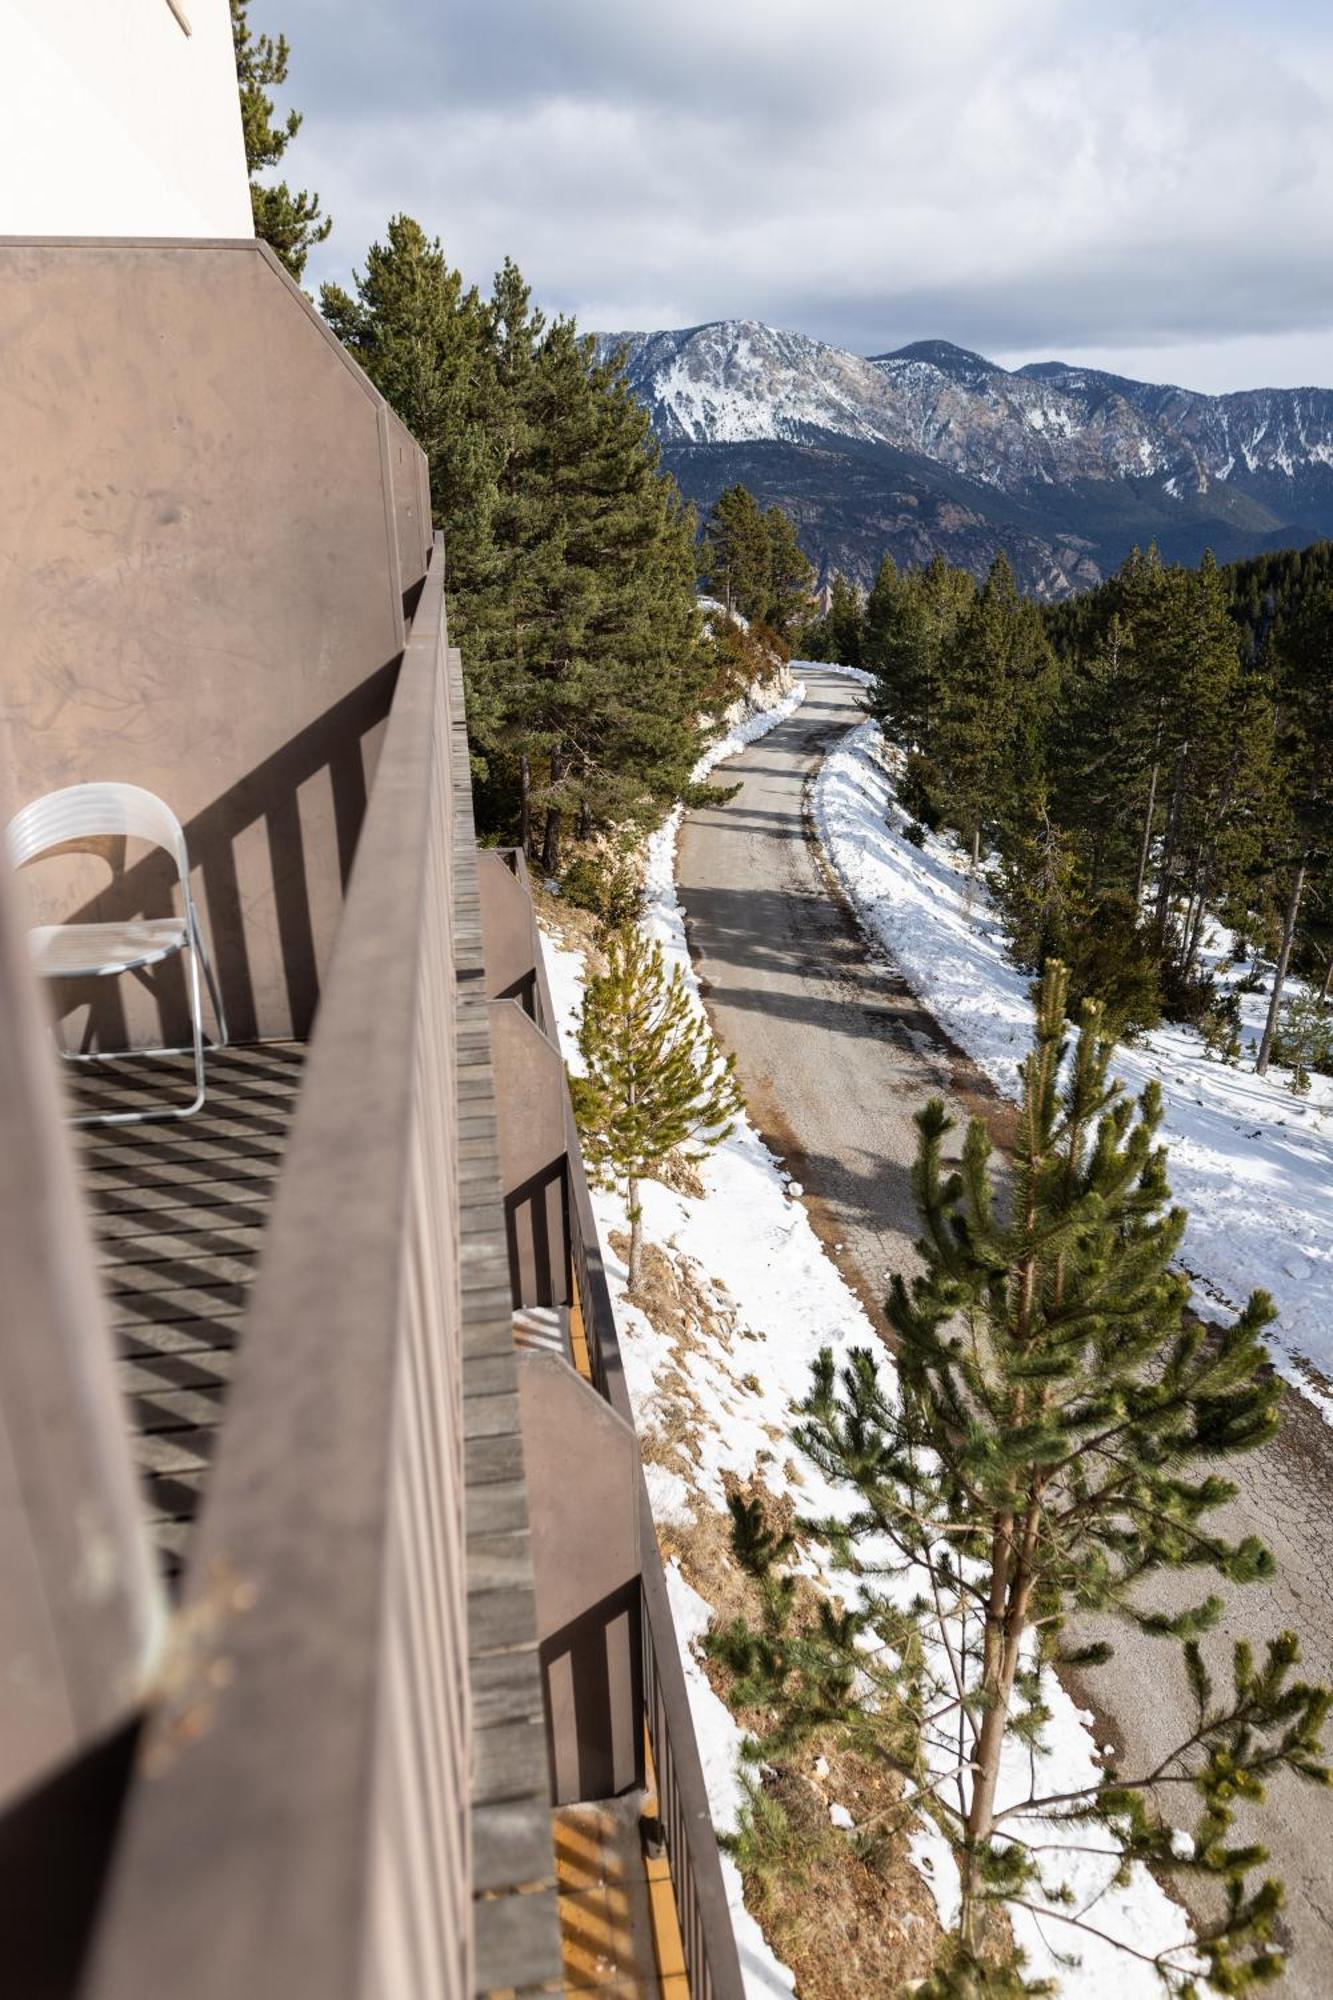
(0, 237, 431, 1046)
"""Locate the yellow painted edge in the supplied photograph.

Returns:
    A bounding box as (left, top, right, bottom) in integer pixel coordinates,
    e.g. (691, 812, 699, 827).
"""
(569, 1272, 594, 1383)
(642, 1731, 689, 1985)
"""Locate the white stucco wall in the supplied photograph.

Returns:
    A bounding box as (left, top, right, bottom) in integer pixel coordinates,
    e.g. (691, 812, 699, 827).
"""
(3, 0, 252, 238)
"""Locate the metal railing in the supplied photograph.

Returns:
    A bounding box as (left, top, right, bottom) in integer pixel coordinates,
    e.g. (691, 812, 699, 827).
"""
(518, 852, 747, 2000)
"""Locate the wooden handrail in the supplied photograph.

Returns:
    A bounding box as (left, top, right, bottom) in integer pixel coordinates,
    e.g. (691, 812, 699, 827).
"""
(82, 542, 553, 2000)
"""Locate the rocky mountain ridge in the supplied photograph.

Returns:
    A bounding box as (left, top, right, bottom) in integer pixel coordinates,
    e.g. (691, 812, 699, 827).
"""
(596, 320, 1333, 596)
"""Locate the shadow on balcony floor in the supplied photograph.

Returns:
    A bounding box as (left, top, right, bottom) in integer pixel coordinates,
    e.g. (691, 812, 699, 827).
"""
(70, 1042, 306, 1588)
(553, 1792, 689, 1998)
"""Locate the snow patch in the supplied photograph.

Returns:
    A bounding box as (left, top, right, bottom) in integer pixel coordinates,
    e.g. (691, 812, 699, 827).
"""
(812, 715, 1333, 1417)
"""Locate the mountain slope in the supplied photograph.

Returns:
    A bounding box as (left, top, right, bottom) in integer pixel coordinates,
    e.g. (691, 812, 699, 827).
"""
(596, 320, 1333, 596)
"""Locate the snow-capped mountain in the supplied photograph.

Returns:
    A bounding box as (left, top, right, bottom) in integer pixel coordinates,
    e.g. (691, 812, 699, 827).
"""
(595, 320, 1333, 597)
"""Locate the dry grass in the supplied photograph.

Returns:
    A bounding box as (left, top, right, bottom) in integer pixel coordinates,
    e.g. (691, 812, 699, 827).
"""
(533, 884, 606, 966)
(658, 1477, 945, 1996)
(735, 1755, 941, 1999)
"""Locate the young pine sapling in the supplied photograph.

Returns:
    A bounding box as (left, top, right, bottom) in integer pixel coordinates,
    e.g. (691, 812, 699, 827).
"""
(571, 926, 742, 1292)
(713, 961, 1329, 1992)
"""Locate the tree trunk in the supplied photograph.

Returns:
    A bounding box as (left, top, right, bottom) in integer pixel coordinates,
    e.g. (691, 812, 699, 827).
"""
(1181, 849, 1218, 981)
(959, 1513, 1036, 1953)
(1134, 745, 1161, 910)
(1153, 744, 1188, 939)
(541, 807, 561, 877)
(1181, 879, 1209, 980)
(542, 745, 564, 876)
(627, 1177, 643, 1294)
(971, 826, 981, 870)
(519, 753, 531, 857)
(1321, 954, 1333, 1006)
(1257, 858, 1307, 1075)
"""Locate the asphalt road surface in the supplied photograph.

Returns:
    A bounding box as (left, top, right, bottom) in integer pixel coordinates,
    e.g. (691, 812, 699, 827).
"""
(676, 667, 1333, 1994)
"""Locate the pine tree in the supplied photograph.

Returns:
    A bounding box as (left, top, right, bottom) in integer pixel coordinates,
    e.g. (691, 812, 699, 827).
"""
(714, 964, 1329, 1990)
(821, 573, 866, 668)
(860, 551, 902, 672)
(934, 554, 1056, 864)
(994, 796, 1084, 976)
(230, 1, 331, 280)
(1049, 612, 1142, 894)
(571, 929, 742, 1291)
(701, 486, 772, 620)
(322, 235, 705, 858)
(320, 218, 500, 608)
(763, 505, 815, 636)
(481, 315, 705, 870)
(864, 553, 976, 750)
(1148, 555, 1251, 961)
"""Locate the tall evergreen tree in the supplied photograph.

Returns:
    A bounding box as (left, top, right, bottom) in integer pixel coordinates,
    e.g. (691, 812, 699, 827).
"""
(701, 485, 773, 621)
(712, 964, 1329, 1990)
(322, 228, 705, 861)
(864, 553, 976, 749)
(821, 573, 866, 668)
(934, 553, 1056, 864)
(320, 218, 500, 609)
(481, 315, 705, 870)
(230, 0, 331, 280)
(571, 929, 742, 1290)
(763, 505, 815, 636)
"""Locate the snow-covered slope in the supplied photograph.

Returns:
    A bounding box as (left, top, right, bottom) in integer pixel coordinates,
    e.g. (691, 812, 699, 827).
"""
(812, 709, 1333, 1416)
(597, 319, 1333, 595)
(602, 318, 1333, 501)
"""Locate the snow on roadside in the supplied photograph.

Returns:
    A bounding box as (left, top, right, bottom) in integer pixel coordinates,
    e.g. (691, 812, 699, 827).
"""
(542, 678, 1201, 1995)
(812, 714, 1333, 1418)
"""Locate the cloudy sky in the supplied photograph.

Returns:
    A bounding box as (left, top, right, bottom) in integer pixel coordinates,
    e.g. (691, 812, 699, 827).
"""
(274, 0, 1333, 393)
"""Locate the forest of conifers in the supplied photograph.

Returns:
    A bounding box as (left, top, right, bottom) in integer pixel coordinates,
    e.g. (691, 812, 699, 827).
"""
(800, 538, 1333, 1073)
(319, 222, 797, 878)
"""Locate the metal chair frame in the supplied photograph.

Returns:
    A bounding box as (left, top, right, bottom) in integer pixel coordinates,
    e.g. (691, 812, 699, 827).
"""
(7, 782, 228, 1126)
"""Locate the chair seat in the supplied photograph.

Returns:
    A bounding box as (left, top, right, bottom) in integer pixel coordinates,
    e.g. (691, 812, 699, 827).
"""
(28, 917, 188, 979)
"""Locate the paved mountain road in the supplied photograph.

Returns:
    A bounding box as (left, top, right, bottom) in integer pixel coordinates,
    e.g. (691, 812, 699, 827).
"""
(676, 667, 1333, 1994)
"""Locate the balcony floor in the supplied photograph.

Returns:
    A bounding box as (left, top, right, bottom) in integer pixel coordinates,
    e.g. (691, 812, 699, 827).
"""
(71, 1043, 305, 1587)
(554, 1796, 687, 1998)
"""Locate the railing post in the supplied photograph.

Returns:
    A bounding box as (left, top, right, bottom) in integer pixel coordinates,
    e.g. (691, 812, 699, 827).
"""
(0, 761, 165, 1992)
(0, 799, 164, 1804)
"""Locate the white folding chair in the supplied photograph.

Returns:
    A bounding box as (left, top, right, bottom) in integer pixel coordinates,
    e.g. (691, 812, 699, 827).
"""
(7, 782, 228, 1125)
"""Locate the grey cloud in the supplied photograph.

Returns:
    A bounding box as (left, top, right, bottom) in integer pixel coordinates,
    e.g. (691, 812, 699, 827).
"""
(268, 0, 1333, 386)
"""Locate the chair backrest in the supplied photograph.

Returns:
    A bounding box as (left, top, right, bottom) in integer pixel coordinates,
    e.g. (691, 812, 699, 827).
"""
(7, 783, 190, 883)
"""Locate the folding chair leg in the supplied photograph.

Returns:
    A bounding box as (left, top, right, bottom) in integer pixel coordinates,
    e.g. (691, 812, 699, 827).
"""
(67, 944, 208, 1128)
(190, 906, 228, 1046)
